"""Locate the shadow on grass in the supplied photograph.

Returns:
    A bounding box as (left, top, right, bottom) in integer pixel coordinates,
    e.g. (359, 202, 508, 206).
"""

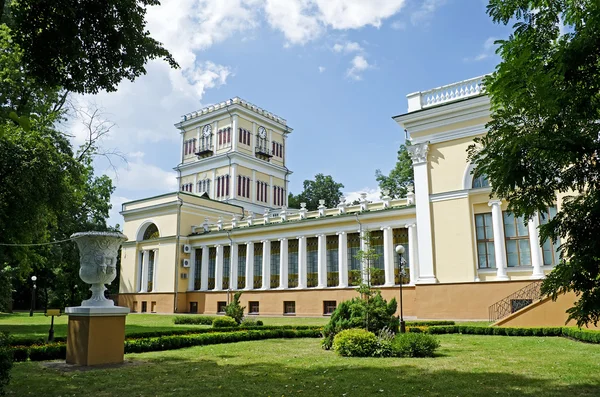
(8, 352, 600, 397)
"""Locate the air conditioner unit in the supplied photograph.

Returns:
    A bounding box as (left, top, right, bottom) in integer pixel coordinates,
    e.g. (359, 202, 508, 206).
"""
(182, 244, 192, 253)
(182, 259, 191, 268)
(181, 273, 188, 279)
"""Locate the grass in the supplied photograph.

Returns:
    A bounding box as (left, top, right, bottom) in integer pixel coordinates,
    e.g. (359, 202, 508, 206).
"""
(6, 335, 600, 396)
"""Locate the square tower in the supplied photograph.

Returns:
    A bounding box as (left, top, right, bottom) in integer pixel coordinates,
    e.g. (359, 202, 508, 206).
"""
(174, 97, 293, 214)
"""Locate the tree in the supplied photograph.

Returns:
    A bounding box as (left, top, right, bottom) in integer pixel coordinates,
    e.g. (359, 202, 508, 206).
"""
(2, 0, 178, 95)
(468, 0, 600, 326)
(288, 173, 344, 210)
(375, 143, 414, 199)
(225, 291, 245, 324)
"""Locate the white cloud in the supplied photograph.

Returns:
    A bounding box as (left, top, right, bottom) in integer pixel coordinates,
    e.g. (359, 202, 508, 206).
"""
(343, 187, 381, 203)
(464, 37, 498, 62)
(346, 55, 371, 80)
(264, 0, 324, 45)
(315, 0, 407, 30)
(410, 0, 446, 25)
(391, 20, 406, 30)
(107, 196, 132, 229)
(332, 41, 363, 53)
(318, 66, 326, 73)
(109, 159, 178, 193)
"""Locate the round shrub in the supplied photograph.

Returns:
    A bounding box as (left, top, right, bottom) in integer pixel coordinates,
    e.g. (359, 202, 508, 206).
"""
(333, 328, 378, 357)
(212, 316, 238, 328)
(392, 332, 440, 358)
(256, 320, 263, 326)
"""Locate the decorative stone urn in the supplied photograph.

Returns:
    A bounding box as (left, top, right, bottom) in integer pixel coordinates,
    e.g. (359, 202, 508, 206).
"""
(70, 231, 128, 307)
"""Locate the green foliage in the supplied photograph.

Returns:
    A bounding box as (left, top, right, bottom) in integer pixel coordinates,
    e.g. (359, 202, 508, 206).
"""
(27, 343, 66, 361)
(407, 320, 455, 327)
(5, 0, 178, 94)
(322, 292, 397, 350)
(288, 173, 344, 210)
(0, 333, 12, 396)
(212, 316, 238, 328)
(173, 316, 215, 325)
(240, 318, 264, 327)
(225, 291, 246, 324)
(332, 328, 378, 357)
(375, 143, 414, 199)
(391, 333, 440, 358)
(468, 0, 600, 327)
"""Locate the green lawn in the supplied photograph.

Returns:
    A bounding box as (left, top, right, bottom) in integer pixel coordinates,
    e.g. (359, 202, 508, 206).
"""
(0, 313, 329, 339)
(6, 335, 600, 396)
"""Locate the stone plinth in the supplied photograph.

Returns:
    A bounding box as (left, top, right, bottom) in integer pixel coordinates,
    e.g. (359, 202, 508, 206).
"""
(65, 306, 129, 366)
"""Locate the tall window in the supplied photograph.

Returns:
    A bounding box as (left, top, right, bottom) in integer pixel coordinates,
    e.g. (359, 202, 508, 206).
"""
(288, 239, 299, 288)
(475, 213, 495, 269)
(147, 250, 155, 292)
(256, 181, 268, 203)
(143, 224, 159, 240)
(270, 241, 280, 288)
(326, 235, 339, 287)
(539, 206, 561, 266)
(306, 237, 318, 287)
(222, 246, 231, 290)
(237, 176, 251, 199)
(208, 247, 216, 289)
(237, 244, 246, 289)
(194, 248, 202, 290)
(239, 128, 251, 145)
(253, 243, 263, 288)
(216, 175, 230, 198)
(197, 179, 211, 195)
(503, 212, 530, 267)
(392, 228, 409, 284)
(273, 186, 285, 206)
(347, 233, 361, 285)
(369, 231, 385, 286)
(472, 172, 490, 188)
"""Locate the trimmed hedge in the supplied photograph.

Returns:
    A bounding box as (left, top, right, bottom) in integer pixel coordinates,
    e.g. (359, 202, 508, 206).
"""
(173, 315, 216, 325)
(406, 321, 455, 327)
(212, 316, 238, 328)
(426, 325, 564, 337)
(11, 328, 322, 361)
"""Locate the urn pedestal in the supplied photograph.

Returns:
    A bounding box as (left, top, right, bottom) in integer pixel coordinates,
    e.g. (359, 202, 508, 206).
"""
(66, 232, 129, 366)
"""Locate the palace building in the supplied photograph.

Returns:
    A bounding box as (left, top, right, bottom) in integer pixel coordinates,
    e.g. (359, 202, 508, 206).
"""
(118, 77, 577, 325)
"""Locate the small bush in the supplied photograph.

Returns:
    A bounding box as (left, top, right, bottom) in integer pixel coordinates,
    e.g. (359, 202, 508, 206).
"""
(392, 333, 440, 358)
(256, 320, 263, 326)
(212, 316, 238, 328)
(28, 343, 66, 361)
(173, 315, 215, 325)
(240, 318, 264, 327)
(225, 292, 245, 324)
(333, 329, 378, 357)
(0, 333, 13, 396)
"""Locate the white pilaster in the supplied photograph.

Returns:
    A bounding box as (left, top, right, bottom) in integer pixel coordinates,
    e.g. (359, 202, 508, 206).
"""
(269, 175, 274, 207)
(200, 246, 209, 290)
(261, 240, 271, 289)
(337, 232, 348, 288)
(407, 142, 437, 284)
(298, 236, 307, 289)
(359, 229, 368, 284)
(152, 249, 159, 292)
(528, 212, 545, 279)
(279, 238, 288, 289)
(230, 164, 237, 200)
(193, 174, 198, 193)
(188, 249, 196, 291)
(232, 114, 238, 151)
(252, 122, 257, 155)
(230, 243, 238, 289)
(214, 245, 223, 291)
(406, 223, 418, 285)
(140, 250, 149, 292)
(317, 234, 327, 288)
(245, 242, 254, 290)
(211, 169, 216, 199)
(489, 200, 509, 280)
(252, 170, 257, 204)
(382, 226, 395, 286)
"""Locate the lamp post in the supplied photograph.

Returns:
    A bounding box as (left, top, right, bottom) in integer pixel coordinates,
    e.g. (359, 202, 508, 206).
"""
(395, 245, 406, 333)
(29, 275, 37, 317)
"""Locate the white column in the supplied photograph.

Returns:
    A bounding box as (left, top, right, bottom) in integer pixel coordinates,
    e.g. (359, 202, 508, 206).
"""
(269, 175, 274, 207)
(140, 250, 149, 292)
(211, 169, 216, 199)
(279, 238, 288, 289)
(232, 114, 238, 151)
(214, 245, 223, 291)
(193, 174, 198, 193)
(230, 243, 238, 289)
(317, 234, 327, 288)
(382, 227, 395, 286)
(297, 236, 307, 288)
(488, 200, 509, 280)
(261, 240, 271, 289)
(188, 249, 196, 291)
(152, 249, 159, 292)
(252, 122, 257, 155)
(200, 246, 209, 290)
(407, 143, 437, 284)
(528, 212, 545, 279)
(337, 232, 348, 288)
(245, 242, 254, 290)
(252, 170, 257, 203)
(230, 164, 237, 200)
(359, 229, 368, 284)
(406, 223, 418, 285)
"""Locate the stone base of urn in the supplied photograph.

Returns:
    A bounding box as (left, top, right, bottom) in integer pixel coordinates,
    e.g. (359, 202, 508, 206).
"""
(65, 306, 129, 366)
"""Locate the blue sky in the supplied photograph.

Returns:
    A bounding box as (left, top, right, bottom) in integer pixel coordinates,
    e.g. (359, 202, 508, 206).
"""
(68, 0, 512, 227)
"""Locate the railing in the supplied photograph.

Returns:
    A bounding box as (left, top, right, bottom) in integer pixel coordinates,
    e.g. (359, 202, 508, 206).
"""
(253, 275, 262, 289)
(327, 272, 339, 287)
(307, 273, 318, 288)
(222, 277, 229, 290)
(181, 97, 288, 126)
(288, 274, 299, 288)
(488, 281, 543, 322)
(255, 144, 272, 157)
(195, 144, 214, 156)
(237, 276, 245, 290)
(270, 275, 279, 289)
(207, 277, 215, 290)
(407, 75, 487, 112)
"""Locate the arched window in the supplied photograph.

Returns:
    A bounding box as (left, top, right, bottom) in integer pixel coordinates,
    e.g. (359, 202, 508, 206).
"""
(143, 223, 159, 240)
(472, 172, 490, 189)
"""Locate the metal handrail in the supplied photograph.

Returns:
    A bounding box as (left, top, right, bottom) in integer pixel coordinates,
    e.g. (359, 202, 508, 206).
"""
(488, 281, 543, 322)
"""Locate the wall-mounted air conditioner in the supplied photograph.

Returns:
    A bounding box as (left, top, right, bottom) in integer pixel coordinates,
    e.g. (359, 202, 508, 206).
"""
(182, 244, 192, 253)
(182, 259, 191, 268)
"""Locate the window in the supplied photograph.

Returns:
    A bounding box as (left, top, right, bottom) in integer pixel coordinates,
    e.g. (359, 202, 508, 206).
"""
(197, 179, 211, 195)
(183, 138, 197, 156)
(326, 235, 339, 287)
(141, 301, 147, 313)
(189, 302, 198, 313)
(369, 231, 385, 286)
(217, 301, 227, 313)
(503, 212, 531, 267)
(347, 233, 361, 285)
(284, 301, 296, 315)
(194, 248, 202, 290)
(475, 213, 496, 269)
(237, 244, 246, 289)
(237, 176, 251, 199)
(271, 141, 283, 158)
(222, 246, 231, 289)
(239, 128, 251, 145)
(151, 301, 156, 313)
(254, 243, 263, 288)
(147, 250, 155, 292)
(392, 228, 410, 284)
(256, 181, 268, 203)
(539, 206, 561, 266)
(249, 301, 259, 314)
(323, 301, 336, 315)
(273, 186, 285, 206)
(306, 237, 318, 287)
(270, 241, 280, 288)
(472, 173, 490, 188)
(181, 183, 193, 192)
(143, 224, 159, 240)
(208, 247, 216, 289)
(216, 175, 230, 198)
(288, 239, 299, 288)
